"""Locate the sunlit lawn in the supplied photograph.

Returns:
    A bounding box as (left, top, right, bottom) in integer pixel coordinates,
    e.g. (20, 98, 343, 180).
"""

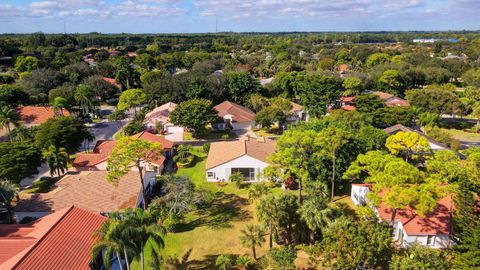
(131, 149, 286, 269)
(131, 148, 354, 269)
(442, 128, 480, 142)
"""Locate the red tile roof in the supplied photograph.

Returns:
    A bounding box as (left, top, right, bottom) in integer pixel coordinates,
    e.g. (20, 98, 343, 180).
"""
(0, 206, 106, 270)
(15, 171, 142, 213)
(102, 77, 121, 88)
(72, 140, 116, 168)
(373, 91, 410, 107)
(16, 106, 71, 125)
(338, 64, 349, 72)
(340, 96, 356, 103)
(377, 195, 452, 235)
(341, 105, 356, 111)
(131, 131, 174, 150)
(214, 101, 255, 123)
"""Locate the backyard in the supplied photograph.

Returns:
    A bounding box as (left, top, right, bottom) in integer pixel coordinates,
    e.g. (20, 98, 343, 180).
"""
(131, 148, 291, 269)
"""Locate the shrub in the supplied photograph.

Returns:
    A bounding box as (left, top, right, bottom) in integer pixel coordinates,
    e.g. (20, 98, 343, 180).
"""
(163, 213, 182, 233)
(230, 172, 244, 189)
(265, 246, 297, 270)
(123, 120, 145, 136)
(108, 110, 126, 121)
(202, 142, 211, 153)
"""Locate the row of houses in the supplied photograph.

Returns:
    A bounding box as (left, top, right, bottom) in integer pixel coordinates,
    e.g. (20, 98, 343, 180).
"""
(339, 91, 410, 111)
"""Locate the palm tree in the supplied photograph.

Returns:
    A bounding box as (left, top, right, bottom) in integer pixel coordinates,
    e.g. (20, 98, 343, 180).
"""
(0, 104, 19, 142)
(163, 248, 192, 270)
(92, 215, 131, 270)
(42, 145, 69, 177)
(51, 97, 71, 116)
(298, 197, 338, 243)
(122, 208, 165, 270)
(256, 194, 279, 249)
(247, 183, 269, 203)
(229, 171, 244, 190)
(74, 84, 95, 116)
(240, 224, 265, 260)
(235, 255, 252, 270)
(215, 254, 233, 270)
(0, 180, 19, 223)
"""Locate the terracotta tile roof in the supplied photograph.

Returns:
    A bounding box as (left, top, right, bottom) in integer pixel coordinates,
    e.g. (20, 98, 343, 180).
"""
(0, 206, 106, 270)
(131, 131, 174, 150)
(377, 195, 452, 235)
(102, 77, 121, 88)
(144, 102, 177, 125)
(72, 140, 116, 167)
(341, 105, 356, 111)
(340, 96, 356, 103)
(14, 171, 142, 213)
(206, 138, 276, 169)
(373, 92, 410, 107)
(338, 64, 349, 72)
(16, 106, 71, 125)
(214, 101, 255, 123)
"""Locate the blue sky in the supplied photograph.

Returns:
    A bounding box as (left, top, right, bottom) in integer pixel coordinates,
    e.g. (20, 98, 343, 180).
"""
(0, 0, 479, 33)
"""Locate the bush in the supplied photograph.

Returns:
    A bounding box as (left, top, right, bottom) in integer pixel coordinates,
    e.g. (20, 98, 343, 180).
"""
(265, 246, 296, 270)
(163, 213, 183, 233)
(202, 142, 211, 153)
(221, 133, 230, 140)
(123, 120, 145, 136)
(108, 110, 126, 121)
(230, 171, 244, 189)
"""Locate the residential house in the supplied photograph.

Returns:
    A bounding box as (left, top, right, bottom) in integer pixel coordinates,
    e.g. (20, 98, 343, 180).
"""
(384, 124, 458, 153)
(14, 170, 156, 221)
(205, 137, 276, 182)
(130, 130, 175, 159)
(372, 91, 410, 107)
(351, 184, 453, 249)
(0, 206, 107, 270)
(71, 140, 116, 171)
(339, 96, 356, 111)
(102, 77, 121, 88)
(16, 106, 71, 126)
(286, 101, 307, 123)
(71, 131, 173, 172)
(213, 101, 256, 131)
(144, 102, 184, 141)
(338, 64, 350, 74)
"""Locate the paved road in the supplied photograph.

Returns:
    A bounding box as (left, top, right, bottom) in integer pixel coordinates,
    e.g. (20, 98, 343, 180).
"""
(83, 119, 127, 151)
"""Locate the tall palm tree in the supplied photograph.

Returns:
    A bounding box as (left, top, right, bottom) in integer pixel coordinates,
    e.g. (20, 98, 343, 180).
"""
(51, 97, 71, 116)
(42, 145, 69, 177)
(92, 216, 131, 270)
(122, 208, 165, 270)
(74, 84, 95, 116)
(0, 104, 19, 142)
(240, 224, 265, 260)
(256, 194, 279, 249)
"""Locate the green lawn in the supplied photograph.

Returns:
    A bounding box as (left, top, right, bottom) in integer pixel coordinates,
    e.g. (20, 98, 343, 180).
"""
(183, 130, 237, 141)
(130, 149, 286, 269)
(442, 128, 480, 142)
(23, 176, 61, 193)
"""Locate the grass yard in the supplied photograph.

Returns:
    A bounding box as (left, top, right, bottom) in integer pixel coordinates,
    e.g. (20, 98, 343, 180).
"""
(131, 148, 354, 269)
(183, 129, 237, 141)
(253, 128, 283, 137)
(131, 148, 287, 269)
(442, 128, 480, 142)
(23, 176, 61, 193)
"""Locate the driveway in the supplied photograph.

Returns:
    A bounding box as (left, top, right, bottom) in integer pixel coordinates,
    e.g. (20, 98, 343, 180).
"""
(165, 126, 184, 142)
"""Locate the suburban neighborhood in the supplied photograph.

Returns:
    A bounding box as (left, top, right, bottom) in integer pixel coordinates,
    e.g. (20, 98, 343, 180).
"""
(1, 3, 480, 269)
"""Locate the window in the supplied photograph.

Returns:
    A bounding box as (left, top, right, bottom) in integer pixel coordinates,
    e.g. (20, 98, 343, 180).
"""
(231, 168, 256, 181)
(207, 172, 215, 179)
(426, 235, 435, 246)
